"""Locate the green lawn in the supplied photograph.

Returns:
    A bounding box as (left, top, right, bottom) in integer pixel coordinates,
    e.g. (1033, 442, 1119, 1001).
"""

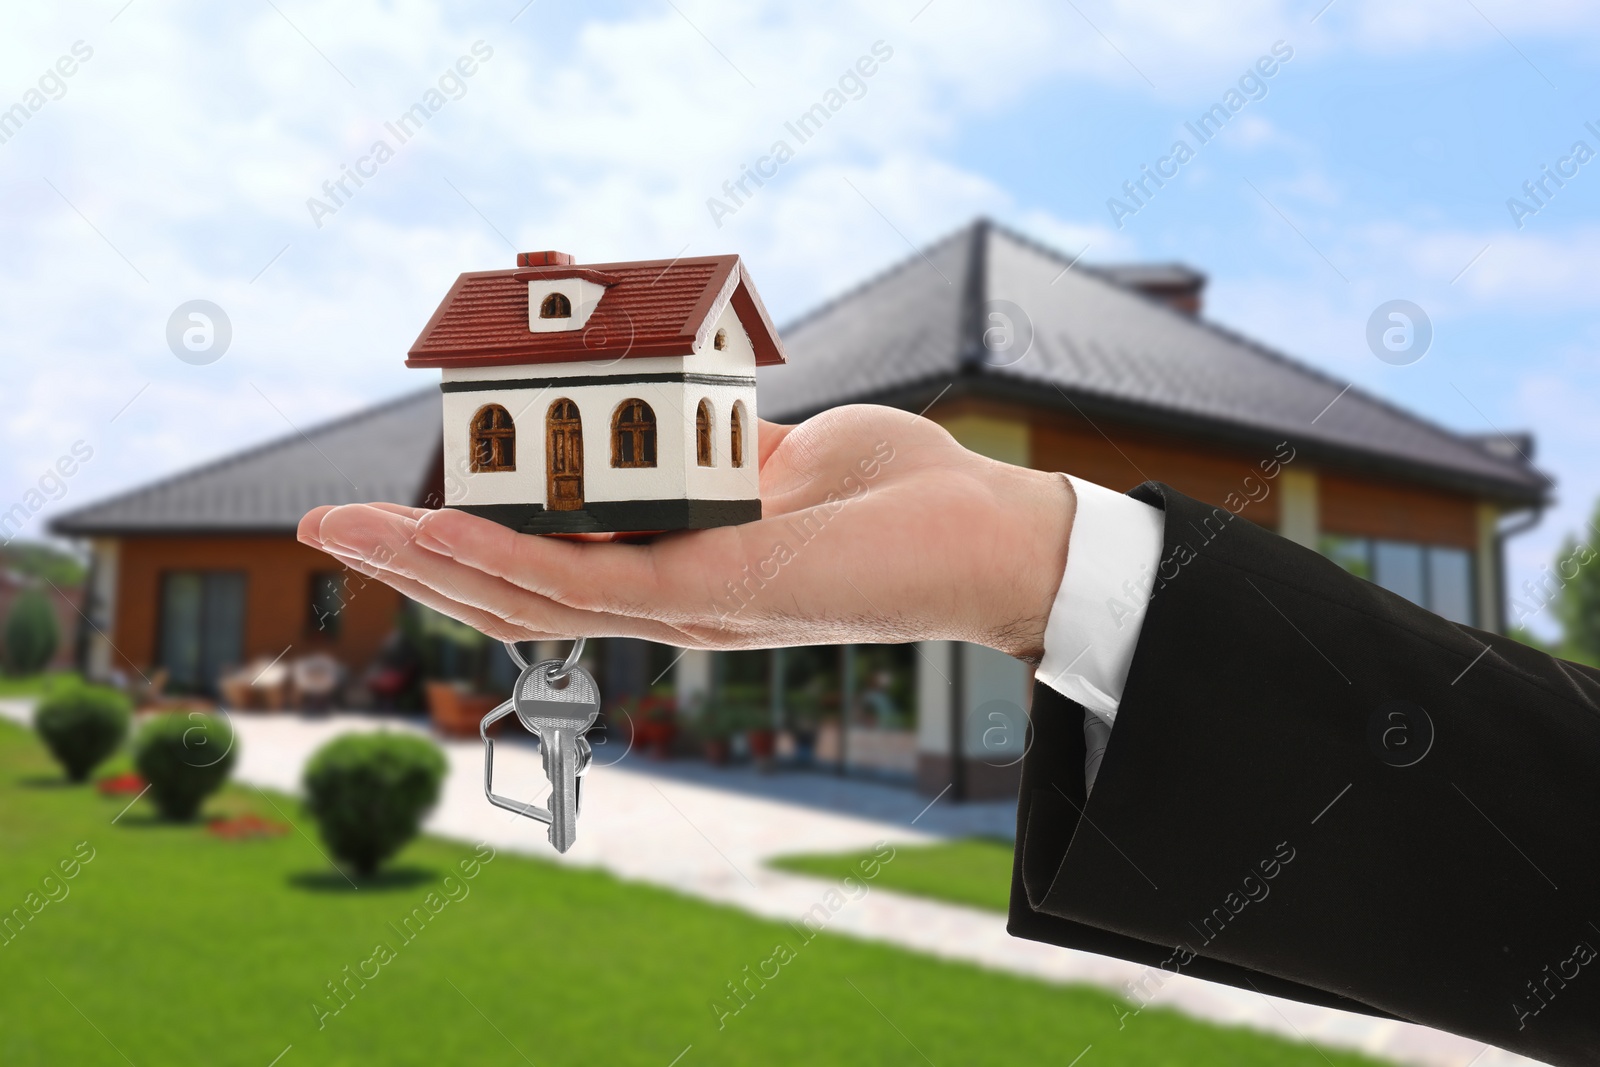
(771, 837, 1016, 914)
(0, 719, 1393, 1066)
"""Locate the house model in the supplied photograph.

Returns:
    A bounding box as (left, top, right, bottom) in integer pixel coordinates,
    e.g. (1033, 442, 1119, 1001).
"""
(407, 250, 786, 534)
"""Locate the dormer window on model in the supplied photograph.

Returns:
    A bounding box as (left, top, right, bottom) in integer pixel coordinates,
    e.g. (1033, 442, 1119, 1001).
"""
(406, 248, 787, 536)
(516, 250, 612, 333)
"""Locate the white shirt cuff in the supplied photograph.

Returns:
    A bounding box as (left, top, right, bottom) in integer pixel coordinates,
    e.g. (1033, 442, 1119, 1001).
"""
(1035, 475, 1164, 723)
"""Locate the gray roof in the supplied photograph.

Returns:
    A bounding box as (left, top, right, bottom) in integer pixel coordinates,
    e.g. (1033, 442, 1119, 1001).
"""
(53, 389, 441, 535)
(55, 219, 1547, 538)
(761, 219, 1547, 505)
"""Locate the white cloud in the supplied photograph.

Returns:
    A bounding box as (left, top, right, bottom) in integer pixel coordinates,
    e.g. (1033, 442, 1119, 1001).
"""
(2, 0, 1599, 553)
(1329, 0, 1600, 52)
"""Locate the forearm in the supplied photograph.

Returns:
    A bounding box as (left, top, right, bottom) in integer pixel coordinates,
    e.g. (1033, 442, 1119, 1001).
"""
(1010, 481, 1600, 1065)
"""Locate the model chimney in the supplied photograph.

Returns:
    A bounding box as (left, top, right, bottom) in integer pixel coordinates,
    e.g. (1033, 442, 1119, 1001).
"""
(517, 251, 575, 267)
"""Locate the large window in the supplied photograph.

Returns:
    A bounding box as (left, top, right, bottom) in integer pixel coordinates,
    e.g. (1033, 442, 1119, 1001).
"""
(1373, 541, 1425, 606)
(612, 399, 657, 468)
(1427, 548, 1475, 625)
(1320, 535, 1475, 624)
(470, 404, 516, 472)
(158, 571, 246, 694)
(309, 571, 344, 637)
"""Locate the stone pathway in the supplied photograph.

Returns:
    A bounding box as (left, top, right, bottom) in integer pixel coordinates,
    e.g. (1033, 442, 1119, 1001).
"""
(1, 700, 1544, 1066)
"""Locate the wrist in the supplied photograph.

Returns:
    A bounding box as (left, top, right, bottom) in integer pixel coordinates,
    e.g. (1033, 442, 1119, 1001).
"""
(981, 462, 1075, 664)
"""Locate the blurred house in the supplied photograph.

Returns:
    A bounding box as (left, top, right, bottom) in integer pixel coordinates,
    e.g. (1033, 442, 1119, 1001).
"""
(51, 219, 1547, 797)
(735, 219, 1547, 796)
(51, 392, 440, 694)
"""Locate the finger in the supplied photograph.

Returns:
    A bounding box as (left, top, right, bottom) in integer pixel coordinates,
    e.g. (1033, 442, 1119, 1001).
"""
(367, 502, 432, 520)
(408, 506, 679, 617)
(300, 502, 429, 550)
(321, 550, 545, 644)
(319, 507, 692, 644)
(311, 504, 430, 575)
(299, 505, 337, 548)
(428, 505, 786, 638)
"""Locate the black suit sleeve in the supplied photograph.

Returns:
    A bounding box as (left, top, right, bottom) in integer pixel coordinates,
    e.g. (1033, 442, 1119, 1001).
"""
(1009, 482, 1600, 1066)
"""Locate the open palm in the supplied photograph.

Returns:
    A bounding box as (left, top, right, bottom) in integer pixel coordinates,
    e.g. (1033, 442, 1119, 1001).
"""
(300, 404, 1073, 663)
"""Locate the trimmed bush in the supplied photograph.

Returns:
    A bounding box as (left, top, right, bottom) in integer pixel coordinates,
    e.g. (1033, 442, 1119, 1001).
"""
(303, 732, 447, 877)
(134, 712, 236, 821)
(34, 680, 130, 782)
(5, 589, 59, 676)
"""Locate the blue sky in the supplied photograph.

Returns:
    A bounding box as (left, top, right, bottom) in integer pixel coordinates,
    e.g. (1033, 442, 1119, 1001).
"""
(2, 0, 1597, 638)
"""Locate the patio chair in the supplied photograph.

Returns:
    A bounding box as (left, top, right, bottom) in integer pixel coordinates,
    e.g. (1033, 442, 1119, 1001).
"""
(292, 654, 343, 712)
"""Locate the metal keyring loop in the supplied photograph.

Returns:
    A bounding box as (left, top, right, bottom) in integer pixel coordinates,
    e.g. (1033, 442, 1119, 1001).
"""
(551, 637, 586, 681)
(504, 638, 585, 681)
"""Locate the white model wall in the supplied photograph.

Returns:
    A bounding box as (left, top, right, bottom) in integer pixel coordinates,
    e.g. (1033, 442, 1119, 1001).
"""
(682, 384, 760, 501)
(442, 381, 683, 506)
(690, 301, 759, 374)
(442, 380, 758, 507)
(684, 302, 761, 501)
(437, 293, 766, 509)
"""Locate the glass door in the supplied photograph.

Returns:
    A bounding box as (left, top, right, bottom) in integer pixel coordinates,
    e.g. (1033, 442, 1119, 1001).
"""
(158, 571, 246, 693)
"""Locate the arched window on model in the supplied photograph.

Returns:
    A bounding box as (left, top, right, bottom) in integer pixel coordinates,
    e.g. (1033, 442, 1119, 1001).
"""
(612, 399, 657, 468)
(540, 292, 572, 319)
(469, 404, 516, 472)
(695, 399, 714, 467)
(730, 400, 746, 468)
(713, 328, 728, 350)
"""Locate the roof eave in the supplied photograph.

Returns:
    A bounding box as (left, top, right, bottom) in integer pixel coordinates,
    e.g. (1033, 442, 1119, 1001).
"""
(404, 338, 699, 369)
(50, 522, 308, 539)
(766, 372, 1550, 508)
(731, 262, 787, 367)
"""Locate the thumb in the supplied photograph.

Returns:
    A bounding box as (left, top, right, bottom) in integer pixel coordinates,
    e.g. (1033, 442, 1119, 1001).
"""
(756, 418, 796, 469)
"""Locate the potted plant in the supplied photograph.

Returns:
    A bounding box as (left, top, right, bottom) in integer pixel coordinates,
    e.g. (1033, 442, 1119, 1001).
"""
(697, 699, 740, 766)
(616, 695, 677, 758)
(746, 707, 777, 765)
(425, 680, 503, 738)
(407, 605, 504, 737)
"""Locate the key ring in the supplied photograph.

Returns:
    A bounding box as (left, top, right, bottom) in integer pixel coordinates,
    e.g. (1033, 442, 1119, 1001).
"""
(484, 637, 599, 850)
(505, 637, 586, 681)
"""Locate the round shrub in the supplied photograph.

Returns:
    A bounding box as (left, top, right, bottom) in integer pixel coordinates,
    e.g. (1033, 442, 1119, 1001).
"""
(5, 589, 59, 676)
(133, 712, 236, 821)
(34, 680, 130, 782)
(303, 732, 447, 877)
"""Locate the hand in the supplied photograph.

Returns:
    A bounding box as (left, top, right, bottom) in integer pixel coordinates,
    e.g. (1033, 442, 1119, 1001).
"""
(297, 404, 1075, 663)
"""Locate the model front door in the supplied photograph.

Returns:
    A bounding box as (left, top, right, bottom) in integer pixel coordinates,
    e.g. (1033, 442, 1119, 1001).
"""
(546, 398, 584, 510)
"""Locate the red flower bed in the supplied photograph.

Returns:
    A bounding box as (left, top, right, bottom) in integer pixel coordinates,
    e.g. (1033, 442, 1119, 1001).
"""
(206, 814, 290, 840)
(97, 772, 147, 796)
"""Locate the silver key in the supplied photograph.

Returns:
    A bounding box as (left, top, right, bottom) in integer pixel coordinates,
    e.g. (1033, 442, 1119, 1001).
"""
(513, 660, 600, 853)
